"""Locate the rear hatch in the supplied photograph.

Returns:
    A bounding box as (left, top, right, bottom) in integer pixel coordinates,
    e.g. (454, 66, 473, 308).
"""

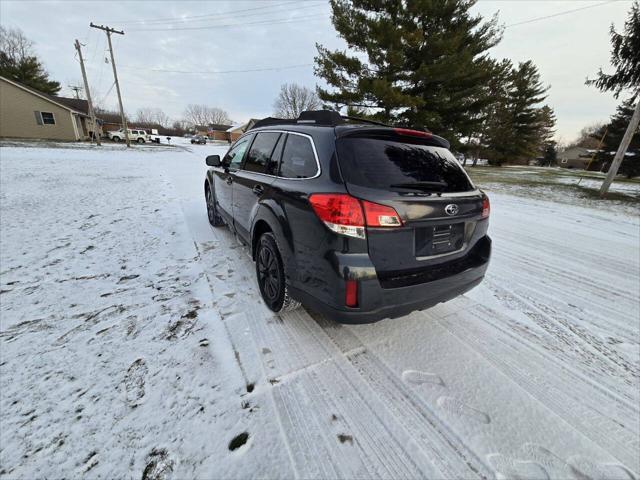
(335, 129, 484, 274)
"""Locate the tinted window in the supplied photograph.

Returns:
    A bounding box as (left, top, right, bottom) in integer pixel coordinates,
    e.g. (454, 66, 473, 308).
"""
(244, 132, 281, 174)
(336, 138, 473, 192)
(223, 136, 251, 169)
(279, 135, 317, 179)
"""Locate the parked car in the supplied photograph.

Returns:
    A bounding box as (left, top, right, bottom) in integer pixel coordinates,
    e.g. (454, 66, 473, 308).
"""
(203, 110, 491, 323)
(191, 135, 207, 145)
(108, 128, 149, 143)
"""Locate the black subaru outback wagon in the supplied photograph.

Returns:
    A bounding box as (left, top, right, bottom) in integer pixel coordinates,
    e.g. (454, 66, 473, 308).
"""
(204, 111, 490, 323)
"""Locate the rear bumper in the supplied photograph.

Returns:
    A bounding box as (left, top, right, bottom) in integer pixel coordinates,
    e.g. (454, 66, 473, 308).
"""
(290, 236, 491, 324)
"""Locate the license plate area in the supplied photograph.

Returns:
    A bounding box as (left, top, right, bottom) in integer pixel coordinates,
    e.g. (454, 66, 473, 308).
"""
(415, 223, 465, 257)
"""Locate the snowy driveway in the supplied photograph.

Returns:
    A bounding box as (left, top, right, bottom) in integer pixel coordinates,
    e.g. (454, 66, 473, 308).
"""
(1, 142, 638, 479)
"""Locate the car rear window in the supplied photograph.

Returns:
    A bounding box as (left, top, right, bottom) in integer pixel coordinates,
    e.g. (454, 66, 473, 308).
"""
(279, 134, 317, 179)
(336, 137, 474, 192)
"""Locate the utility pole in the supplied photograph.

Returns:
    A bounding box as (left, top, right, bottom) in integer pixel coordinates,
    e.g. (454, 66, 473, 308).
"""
(68, 85, 83, 99)
(90, 23, 130, 147)
(599, 99, 640, 198)
(74, 40, 101, 146)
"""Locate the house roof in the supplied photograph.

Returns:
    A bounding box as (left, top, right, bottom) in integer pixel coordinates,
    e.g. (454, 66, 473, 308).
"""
(54, 97, 89, 115)
(208, 124, 232, 131)
(226, 119, 258, 133)
(0, 76, 89, 117)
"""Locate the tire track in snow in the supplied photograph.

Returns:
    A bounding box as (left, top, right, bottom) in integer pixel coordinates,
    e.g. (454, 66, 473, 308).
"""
(430, 303, 640, 472)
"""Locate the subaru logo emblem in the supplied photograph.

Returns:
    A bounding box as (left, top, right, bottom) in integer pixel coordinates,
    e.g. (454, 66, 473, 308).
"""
(445, 204, 459, 216)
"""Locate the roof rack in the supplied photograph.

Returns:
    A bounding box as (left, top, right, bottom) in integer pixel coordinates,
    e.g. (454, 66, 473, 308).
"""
(249, 110, 431, 133)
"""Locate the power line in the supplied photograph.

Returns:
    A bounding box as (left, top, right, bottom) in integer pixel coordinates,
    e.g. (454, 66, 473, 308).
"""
(118, 63, 313, 75)
(129, 12, 329, 32)
(505, 0, 617, 28)
(112, 1, 324, 26)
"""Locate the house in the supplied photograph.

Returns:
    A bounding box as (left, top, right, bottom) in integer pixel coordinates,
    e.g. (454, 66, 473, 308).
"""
(207, 124, 232, 141)
(0, 76, 100, 141)
(557, 146, 602, 170)
(227, 119, 258, 142)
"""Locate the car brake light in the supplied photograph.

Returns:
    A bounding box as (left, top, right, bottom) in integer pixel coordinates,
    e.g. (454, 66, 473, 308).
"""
(345, 279, 358, 307)
(481, 196, 490, 219)
(309, 193, 365, 239)
(393, 127, 432, 138)
(309, 194, 403, 238)
(361, 200, 403, 227)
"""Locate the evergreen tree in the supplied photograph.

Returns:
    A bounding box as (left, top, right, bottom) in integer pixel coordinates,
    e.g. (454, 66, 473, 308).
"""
(315, 0, 502, 148)
(478, 60, 516, 165)
(510, 61, 550, 161)
(595, 99, 640, 177)
(481, 62, 551, 165)
(0, 27, 60, 95)
(540, 142, 557, 167)
(586, 1, 640, 99)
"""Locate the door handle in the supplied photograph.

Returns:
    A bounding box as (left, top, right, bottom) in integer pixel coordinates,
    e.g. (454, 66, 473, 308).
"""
(226, 177, 233, 185)
(252, 184, 264, 196)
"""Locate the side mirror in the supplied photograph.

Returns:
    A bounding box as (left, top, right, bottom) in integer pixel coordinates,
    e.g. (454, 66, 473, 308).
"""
(206, 155, 221, 167)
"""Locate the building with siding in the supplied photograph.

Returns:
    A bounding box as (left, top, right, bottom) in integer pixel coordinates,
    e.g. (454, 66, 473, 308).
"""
(0, 76, 99, 141)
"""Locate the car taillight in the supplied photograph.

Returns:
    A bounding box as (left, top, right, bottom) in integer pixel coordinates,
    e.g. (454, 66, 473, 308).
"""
(309, 193, 365, 239)
(481, 195, 490, 219)
(361, 200, 403, 227)
(309, 194, 403, 238)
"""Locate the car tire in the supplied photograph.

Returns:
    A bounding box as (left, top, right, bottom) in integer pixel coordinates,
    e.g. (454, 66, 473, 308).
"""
(256, 232, 301, 313)
(112, 136, 120, 142)
(137, 138, 144, 144)
(206, 186, 224, 227)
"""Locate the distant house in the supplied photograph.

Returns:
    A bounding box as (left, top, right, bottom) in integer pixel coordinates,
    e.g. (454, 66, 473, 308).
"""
(0, 76, 100, 141)
(207, 123, 232, 141)
(227, 119, 258, 142)
(557, 146, 602, 170)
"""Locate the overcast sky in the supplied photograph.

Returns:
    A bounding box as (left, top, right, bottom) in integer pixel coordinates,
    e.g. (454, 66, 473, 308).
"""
(0, 0, 633, 142)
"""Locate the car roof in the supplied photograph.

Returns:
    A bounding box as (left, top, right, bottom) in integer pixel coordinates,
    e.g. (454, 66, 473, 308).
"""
(246, 111, 450, 148)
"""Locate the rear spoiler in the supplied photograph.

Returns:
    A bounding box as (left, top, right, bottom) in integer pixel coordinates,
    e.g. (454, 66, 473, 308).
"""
(335, 126, 450, 149)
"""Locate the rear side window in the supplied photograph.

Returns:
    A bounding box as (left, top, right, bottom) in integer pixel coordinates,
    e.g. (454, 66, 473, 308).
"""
(279, 134, 317, 179)
(244, 132, 281, 174)
(336, 137, 473, 192)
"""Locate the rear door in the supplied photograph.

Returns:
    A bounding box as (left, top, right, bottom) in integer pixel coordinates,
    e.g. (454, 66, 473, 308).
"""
(232, 131, 282, 241)
(336, 132, 483, 272)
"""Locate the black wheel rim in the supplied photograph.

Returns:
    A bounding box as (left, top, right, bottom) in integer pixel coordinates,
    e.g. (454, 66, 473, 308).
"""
(257, 242, 281, 307)
(207, 190, 215, 224)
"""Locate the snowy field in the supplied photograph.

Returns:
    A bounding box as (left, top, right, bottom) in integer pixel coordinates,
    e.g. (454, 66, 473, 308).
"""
(0, 141, 638, 479)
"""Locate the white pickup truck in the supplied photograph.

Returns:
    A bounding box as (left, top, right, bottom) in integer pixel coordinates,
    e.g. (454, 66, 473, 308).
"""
(108, 128, 150, 143)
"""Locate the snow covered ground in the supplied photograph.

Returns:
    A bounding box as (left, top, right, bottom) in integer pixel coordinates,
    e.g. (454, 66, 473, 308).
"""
(1, 141, 638, 479)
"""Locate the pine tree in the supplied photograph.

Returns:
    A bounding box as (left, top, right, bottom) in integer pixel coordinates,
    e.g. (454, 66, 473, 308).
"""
(509, 61, 550, 161)
(586, 1, 640, 99)
(481, 61, 551, 165)
(0, 27, 60, 95)
(474, 59, 514, 165)
(315, 0, 502, 148)
(595, 99, 640, 177)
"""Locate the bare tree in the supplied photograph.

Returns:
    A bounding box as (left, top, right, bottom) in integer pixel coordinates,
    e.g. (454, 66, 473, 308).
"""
(183, 104, 231, 127)
(135, 107, 170, 127)
(273, 83, 321, 119)
(0, 26, 33, 64)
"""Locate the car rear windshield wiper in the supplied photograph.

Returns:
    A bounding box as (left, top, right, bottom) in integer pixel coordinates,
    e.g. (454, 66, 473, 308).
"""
(389, 181, 448, 192)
